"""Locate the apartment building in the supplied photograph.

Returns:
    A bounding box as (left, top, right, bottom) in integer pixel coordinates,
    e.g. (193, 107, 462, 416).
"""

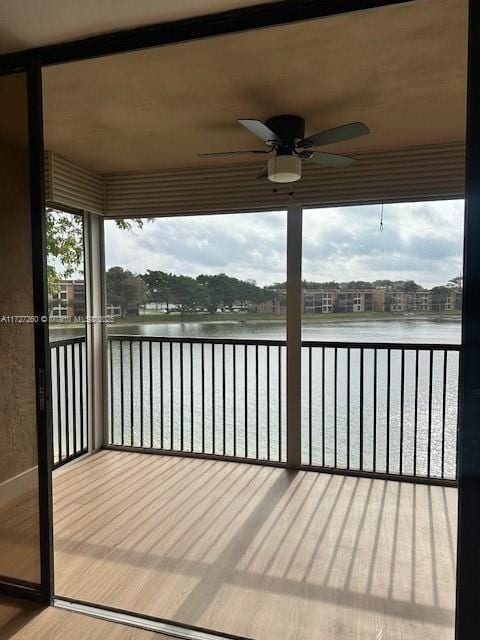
(49, 279, 86, 319)
(302, 287, 461, 314)
(303, 290, 335, 313)
(406, 291, 432, 311)
(303, 289, 386, 314)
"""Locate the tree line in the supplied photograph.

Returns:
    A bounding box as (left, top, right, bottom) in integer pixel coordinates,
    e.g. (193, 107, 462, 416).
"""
(106, 267, 280, 317)
(298, 277, 463, 292)
(106, 268, 463, 317)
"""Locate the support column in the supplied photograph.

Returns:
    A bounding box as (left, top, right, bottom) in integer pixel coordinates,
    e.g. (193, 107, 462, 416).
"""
(84, 212, 107, 451)
(286, 203, 302, 468)
(456, 2, 480, 638)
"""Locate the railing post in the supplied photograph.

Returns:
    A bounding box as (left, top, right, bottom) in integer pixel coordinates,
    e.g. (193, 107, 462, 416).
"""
(456, 1, 480, 637)
(287, 203, 302, 468)
(84, 212, 107, 451)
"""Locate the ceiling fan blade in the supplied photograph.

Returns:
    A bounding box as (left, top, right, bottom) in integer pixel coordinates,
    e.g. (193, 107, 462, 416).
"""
(306, 151, 356, 168)
(256, 163, 269, 179)
(301, 122, 369, 148)
(198, 149, 270, 158)
(238, 119, 281, 143)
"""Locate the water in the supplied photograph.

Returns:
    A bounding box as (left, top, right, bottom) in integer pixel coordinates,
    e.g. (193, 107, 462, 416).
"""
(106, 317, 461, 344)
(49, 316, 461, 344)
(100, 318, 461, 480)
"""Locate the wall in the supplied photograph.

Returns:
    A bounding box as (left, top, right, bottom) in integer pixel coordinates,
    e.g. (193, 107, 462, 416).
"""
(0, 72, 40, 584)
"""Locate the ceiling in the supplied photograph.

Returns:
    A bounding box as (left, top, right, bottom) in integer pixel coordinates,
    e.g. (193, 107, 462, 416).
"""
(0, 0, 275, 55)
(42, 0, 468, 175)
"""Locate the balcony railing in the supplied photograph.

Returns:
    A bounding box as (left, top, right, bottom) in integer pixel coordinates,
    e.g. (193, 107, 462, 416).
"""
(105, 335, 460, 485)
(50, 336, 88, 468)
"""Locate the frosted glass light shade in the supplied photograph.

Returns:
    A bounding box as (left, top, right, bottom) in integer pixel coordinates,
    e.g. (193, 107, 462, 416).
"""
(267, 154, 301, 183)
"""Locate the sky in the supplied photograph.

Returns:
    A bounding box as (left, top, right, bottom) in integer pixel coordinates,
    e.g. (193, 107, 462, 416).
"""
(104, 200, 464, 289)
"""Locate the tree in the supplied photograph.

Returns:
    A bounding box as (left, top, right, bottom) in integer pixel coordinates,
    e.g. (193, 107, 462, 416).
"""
(47, 208, 145, 299)
(196, 273, 269, 312)
(46, 209, 83, 298)
(447, 276, 462, 289)
(169, 275, 209, 313)
(196, 274, 240, 312)
(106, 267, 145, 317)
(142, 270, 174, 311)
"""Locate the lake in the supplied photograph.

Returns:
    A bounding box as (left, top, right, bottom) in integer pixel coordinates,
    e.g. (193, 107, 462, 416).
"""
(51, 318, 461, 480)
(107, 316, 461, 343)
(50, 315, 461, 344)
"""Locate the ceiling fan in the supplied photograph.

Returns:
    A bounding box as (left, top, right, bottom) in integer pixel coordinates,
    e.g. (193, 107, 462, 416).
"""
(198, 115, 369, 183)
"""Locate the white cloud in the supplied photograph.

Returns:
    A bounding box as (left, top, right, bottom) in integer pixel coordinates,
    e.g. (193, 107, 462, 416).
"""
(104, 200, 464, 288)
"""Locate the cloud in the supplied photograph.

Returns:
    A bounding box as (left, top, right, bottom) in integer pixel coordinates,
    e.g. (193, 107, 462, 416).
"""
(104, 200, 464, 288)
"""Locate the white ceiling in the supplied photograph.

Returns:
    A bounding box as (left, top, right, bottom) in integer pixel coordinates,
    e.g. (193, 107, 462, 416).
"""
(0, 0, 275, 55)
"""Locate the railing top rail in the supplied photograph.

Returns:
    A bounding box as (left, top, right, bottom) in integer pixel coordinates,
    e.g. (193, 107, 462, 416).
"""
(49, 336, 86, 347)
(107, 335, 286, 347)
(302, 340, 462, 351)
(107, 334, 461, 351)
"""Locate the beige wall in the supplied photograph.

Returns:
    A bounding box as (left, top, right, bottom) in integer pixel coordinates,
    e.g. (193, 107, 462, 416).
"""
(0, 72, 40, 584)
(0, 73, 38, 484)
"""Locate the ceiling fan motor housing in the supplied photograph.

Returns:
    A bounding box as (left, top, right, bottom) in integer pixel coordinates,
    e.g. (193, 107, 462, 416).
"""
(265, 115, 305, 145)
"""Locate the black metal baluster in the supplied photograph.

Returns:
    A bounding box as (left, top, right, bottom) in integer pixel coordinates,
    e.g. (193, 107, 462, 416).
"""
(222, 343, 226, 456)
(109, 339, 114, 445)
(308, 346, 312, 466)
(140, 341, 144, 447)
(80, 340, 85, 451)
(244, 344, 248, 457)
(414, 349, 419, 477)
(233, 344, 237, 457)
(278, 345, 282, 462)
(201, 342, 205, 453)
(160, 341, 164, 448)
(190, 342, 195, 451)
(386, 349, 391, 474)
(64, 345, 70, 459)
(255, 344, 259, 459)
(149, 341, 153, 448)
(334, 347, 338, 468)
(427, 349, 434, 477)
(360, 347, 364, 471)
(56, 346, 62, 464)
(170, 341, 174, 450)
(212, 343, 215, 455)
(72, 342, 77, 455)
(400, 349, 405, 475)
(120, 340, 124, 446)
(373, 349, 377, 473)
(267, 345, 271, 461)
(130, 341, 134, 446)
(190, 343, 194, 452)
(347, 348, 350, 470)
(180, 342, 184, 451)
(441, 349, 448, 479)
(321, 347, 325, 467)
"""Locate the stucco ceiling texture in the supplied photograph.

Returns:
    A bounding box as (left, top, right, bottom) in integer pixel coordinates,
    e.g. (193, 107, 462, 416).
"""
(43, 0, 468, 174)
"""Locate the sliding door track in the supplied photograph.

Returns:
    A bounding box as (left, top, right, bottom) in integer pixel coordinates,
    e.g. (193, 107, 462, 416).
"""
(53, 597, 253, 640)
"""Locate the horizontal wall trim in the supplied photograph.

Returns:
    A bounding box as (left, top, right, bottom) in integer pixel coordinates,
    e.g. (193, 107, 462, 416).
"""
(45, 151, 104, 214)
(45, 143, 465, 216)
(105, 143, 465, 216)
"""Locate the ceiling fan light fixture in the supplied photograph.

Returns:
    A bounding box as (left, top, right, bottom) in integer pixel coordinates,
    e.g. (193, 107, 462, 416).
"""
(267, 154, 301, 183)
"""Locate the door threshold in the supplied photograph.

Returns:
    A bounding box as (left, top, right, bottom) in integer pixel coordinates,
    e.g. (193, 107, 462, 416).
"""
(53, 597, 253, 640)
